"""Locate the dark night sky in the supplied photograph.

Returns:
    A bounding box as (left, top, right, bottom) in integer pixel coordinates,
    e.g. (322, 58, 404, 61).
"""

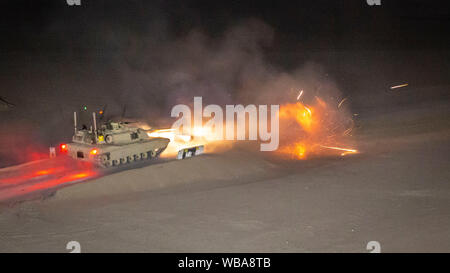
(0, 0, 449, 166)
(1, 1, 449, 50)
(1, 1, 449, 91)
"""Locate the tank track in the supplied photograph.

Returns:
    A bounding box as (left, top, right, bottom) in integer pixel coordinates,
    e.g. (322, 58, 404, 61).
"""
(97, 146, 167, 168)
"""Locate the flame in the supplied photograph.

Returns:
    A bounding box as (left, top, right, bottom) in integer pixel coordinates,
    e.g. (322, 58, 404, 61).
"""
(277, 93, 358, 160)
(279, 142, 307, 160)
(146, 92, 357, 161)
(148, 127, 229, 157)
(279, 102, 314, 132)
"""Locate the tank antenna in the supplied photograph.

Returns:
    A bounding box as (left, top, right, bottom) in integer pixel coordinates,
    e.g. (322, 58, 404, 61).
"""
(92, 112, 98, 144)
(74, 111, 77, 134)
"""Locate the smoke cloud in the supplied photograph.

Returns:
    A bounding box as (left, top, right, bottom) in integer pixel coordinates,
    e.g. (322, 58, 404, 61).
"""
(0, 12, 347, 166)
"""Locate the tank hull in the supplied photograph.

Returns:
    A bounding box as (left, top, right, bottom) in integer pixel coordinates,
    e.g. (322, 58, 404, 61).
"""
(66, 137, 169, 168)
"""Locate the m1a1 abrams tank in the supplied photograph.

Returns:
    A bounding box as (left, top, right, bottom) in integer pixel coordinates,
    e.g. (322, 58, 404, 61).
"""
(63, 112, 169, 168)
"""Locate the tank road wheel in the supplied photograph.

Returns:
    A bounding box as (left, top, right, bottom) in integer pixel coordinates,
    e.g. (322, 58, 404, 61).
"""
(150, 150, 157, 158)
(112, 159, 119, 166)
(134, 154, 141, 161)
(105, 135, 113, 144)
(120, 158, 127, 164)
(127, 156, 134, 163)
(141, 152, 148, 160)
(98, 155, 111, 168)
(100, 155, 109, 165)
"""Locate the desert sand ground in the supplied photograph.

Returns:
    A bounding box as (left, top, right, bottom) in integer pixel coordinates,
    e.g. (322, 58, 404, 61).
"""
(0, 97, 449, 252)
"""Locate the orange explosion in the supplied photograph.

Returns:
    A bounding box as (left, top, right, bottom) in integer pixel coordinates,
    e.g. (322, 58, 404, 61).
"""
(277, 95, 358, 160)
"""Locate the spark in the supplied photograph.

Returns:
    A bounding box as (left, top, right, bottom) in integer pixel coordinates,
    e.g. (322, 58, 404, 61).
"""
(296, 90, 304, 100)
(338, 98, 347, 108)
(342, 128, 353, 136)
(390, 83, 408, 90)
(319, 145, 358, 155)
(304, 106, 312, 116)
